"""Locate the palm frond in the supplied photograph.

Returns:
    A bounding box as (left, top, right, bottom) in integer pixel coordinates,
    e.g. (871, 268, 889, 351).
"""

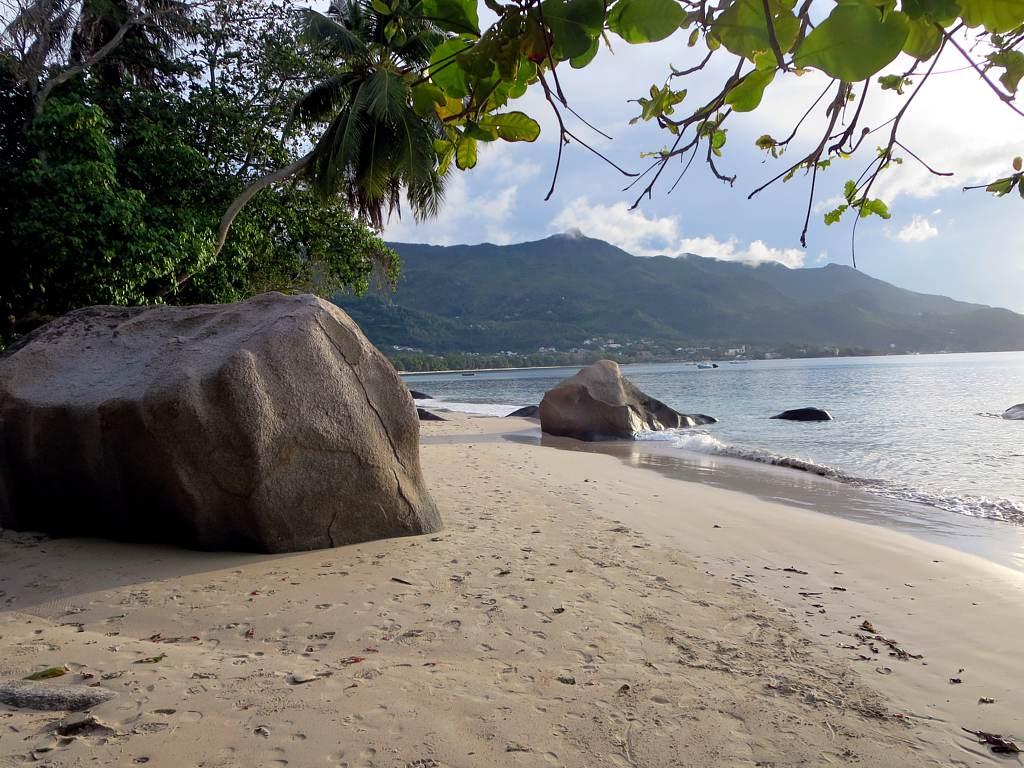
(362, 68, 407, 122)
(293, 71, 358, 124)
(299, 8, 367, 58)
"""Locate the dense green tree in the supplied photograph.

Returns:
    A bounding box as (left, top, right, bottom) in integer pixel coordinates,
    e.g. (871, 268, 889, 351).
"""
(0, 0, 397, 344)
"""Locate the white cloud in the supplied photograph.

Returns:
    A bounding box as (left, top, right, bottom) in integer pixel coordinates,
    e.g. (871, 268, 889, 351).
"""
(551, 197, 680, 255)
(813, 194, 845, 215)
(383, 142, 538, 245)
(892, 215, 939, 243)
(550, 197, 806, 266)
(678, 235, 807, 268)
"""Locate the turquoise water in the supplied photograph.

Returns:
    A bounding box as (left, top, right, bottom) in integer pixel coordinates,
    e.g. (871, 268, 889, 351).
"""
(406, 353, 1024, 525)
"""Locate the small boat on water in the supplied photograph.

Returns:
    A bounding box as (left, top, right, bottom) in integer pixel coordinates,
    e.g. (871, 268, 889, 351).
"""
(696, 361, 719, 369)
(461, 372, 476, 377)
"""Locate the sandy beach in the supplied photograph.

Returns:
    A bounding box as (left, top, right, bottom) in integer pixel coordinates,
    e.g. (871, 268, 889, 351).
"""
(1, 412, 1021, 767)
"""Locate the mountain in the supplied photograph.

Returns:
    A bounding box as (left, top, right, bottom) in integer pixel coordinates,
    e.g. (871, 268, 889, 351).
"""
(335, 234, 1024, 355)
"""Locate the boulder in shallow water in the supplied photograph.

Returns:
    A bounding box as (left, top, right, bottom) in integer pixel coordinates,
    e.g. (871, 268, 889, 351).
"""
(506, 405, 540, 418)
(539, 360, 713, 441)
(771, 407, 833, 422)
(1003, 403, 1024, 420)
(417, 407, 446, 421)
(409, 390, 432, 400)
(0, 293, 441, 553)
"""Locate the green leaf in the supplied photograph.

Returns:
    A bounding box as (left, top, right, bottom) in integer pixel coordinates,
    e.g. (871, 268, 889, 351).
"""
(878, 74, 911, 93)
(435, 139, 456, 174)
(902, 0, 960, 23)
(843, 179, 858, 202)
(24, 666, 67, 681)
(986, 176, 1016, 195)
(571, 36, 601, 68)
(632, 83, 687, 122)
(371, 0, 391, 14)
(411, 83, 446, 117)
(541, 0, 605, 59)
(725, 67, 776, 111)
(479, 111, 542, 141)
(711, 0, 799, 60)
(795, 5, 909, 82)
(687, 27, 700, 46)
(958, 0, 1024, 32)
(463, 121, 499, 141)
(608, 0, 686, 43)
(456, 136, 478, 169)
(858, 198, 891, 219)
(421, 0, 480, 34)
(430, 38, 471, 98)
(902, 17, 942, 60)
(988, 50, 1024, 93)
(824, 204, 848, 225)
(755, 134, 777, 150)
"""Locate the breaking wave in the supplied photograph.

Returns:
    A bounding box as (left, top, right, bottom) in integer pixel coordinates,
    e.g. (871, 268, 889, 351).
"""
(636, 429, 1024, 525)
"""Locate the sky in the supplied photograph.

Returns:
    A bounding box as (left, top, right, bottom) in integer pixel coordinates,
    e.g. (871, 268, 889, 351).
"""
(383, 22, 1024, 314)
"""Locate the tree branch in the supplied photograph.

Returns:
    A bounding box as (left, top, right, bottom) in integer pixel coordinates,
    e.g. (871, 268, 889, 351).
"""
(214, 152, 312, 258)
(761, 0, 789, 71)
(34, 12, 141, 114)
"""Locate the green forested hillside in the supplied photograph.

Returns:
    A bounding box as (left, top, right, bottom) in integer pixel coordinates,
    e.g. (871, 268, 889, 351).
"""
(336, 234, 1024, 355)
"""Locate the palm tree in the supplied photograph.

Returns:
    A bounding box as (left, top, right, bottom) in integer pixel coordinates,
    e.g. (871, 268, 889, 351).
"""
(2, 0, 195, 113)
(214, 0, 448, 254)
(68, 0, 196, 88)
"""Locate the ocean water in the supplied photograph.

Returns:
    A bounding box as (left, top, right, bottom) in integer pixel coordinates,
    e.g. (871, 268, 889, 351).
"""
(406, 353, 1024, 527)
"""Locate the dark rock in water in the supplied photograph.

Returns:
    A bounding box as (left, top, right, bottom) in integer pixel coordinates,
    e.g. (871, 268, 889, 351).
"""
(691, 414, 718, 425)
(417, 407, 446, 421)
(0, 293, 441, 553)
(539, 360, 713, 441)
(0, 681, 116, 711)
(771, 407, 833, 422)
(409, 390, 432, 400)
(1003, 403, 1024, 420)
(506, 405, 540, 418)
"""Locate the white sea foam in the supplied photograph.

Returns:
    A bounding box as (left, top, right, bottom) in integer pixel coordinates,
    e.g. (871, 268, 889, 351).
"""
(416, 398, 525, 417)
(636, 428, 1024, 524)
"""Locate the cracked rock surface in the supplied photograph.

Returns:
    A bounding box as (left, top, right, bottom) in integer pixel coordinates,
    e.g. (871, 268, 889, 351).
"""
(0, 292, 440, 552)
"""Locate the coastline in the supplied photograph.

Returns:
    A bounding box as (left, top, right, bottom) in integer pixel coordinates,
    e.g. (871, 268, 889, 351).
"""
(397, 350, 1024, 376)
(1, 413, 1021, 765)
(426, 414, 1024, 758)
(400, 364, 575, 376)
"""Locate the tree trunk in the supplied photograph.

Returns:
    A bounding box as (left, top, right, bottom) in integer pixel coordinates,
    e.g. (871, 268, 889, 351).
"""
(213, 152, 314, 259)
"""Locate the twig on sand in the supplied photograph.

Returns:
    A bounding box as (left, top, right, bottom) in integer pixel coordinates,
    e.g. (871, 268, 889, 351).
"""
(962, 728, 1021, 754)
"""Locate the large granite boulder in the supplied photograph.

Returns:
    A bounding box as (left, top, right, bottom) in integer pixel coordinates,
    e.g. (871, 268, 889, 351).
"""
(0, 293, 441, 553)
(506, 405, 540, 418)
(417, 407, 446, 421)
(1003, 403, 1024, 420)
(771, 407, 833, 422)
(539, 360, 714, 441)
